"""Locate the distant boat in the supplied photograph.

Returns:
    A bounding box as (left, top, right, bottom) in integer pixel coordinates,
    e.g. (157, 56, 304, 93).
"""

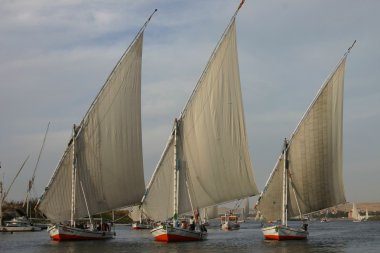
(2, 216, 42, 232)
(130, 206, 153, 230)
(132, 222, 152, 230)
(23, 122, 50, 226)
(364, 208, 369, 221)
(141, 0, 259, 242)
(255, 41, 355, 240)
(221, 213, 240, 231)
(321, 209, 329, 223)
(352, 203, 363, 222)
(0, 156, 30, 232)
(36, 10, 157, 241)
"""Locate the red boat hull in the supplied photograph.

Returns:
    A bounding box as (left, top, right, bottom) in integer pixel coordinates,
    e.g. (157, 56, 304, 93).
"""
(151, 225, 207, 242)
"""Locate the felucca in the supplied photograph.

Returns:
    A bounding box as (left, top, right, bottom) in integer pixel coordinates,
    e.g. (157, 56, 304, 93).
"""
(36, 10, 157, 241)
(141, 0, 259, 242)
(255, 41, 356, 240)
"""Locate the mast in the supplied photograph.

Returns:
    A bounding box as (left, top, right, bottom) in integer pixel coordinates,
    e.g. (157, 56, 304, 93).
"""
(24, 122, 50, 218)
(70, 124, 77, 227)
(281, 139, 288, 226)
(0, 158, 29, 226)
(173, 119, 179, 225)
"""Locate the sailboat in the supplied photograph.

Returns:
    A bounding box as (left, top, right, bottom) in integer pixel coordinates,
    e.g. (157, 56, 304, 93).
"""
(36, 10, 157, 241)
(130, 206, 152, 230)
(141, 0, 259, 242)
(255, 41, 356, 240)
(0, 157, 40, 232)
(365, 208, 369, 221)
(221, 199, 247, 230)
(352, 203, 362, 222)
(320, 209, 329, 223)
(22, 122, 50, 230)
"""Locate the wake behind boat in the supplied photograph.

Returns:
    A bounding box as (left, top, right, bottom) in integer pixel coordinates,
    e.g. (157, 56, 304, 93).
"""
(255, 41, 356, 240)
(36, 10, 157, 241)
(140, 0, 259, 243)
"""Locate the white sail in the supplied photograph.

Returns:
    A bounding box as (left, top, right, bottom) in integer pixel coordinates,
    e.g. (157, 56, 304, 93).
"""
(38, 30, 146, 223)
(201, 205, 219, 222)
(352, 203, 360, 221)
(142, 137, 176, 222)
(206, 205, 219, 220)
(129, 206, 143, 222)
(142, 18, 258, 222)
(256, 55, 348, 222)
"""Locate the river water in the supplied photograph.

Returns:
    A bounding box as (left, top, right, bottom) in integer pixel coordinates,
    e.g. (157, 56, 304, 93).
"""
(1, 220, 379, 253)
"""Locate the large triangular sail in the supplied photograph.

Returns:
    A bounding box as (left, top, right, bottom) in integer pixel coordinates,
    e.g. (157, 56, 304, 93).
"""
(256, 47, 352, 222)
(142, 10, 258, 222)
(37, 12, 156, 222)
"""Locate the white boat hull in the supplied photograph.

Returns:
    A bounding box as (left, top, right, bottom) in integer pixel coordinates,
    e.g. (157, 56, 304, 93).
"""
(221, 221, 240, 231)
(1, 225, 42, 232)
(132, 222, 152, 230)
(151, 225, 207, 242)
(262, 225, 308, 240)
(1, 217, 43, 232)
(48, 224, 115, 241)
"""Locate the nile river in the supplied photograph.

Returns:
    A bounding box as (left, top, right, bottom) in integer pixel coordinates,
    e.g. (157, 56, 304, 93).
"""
(1, 220, 379, 253)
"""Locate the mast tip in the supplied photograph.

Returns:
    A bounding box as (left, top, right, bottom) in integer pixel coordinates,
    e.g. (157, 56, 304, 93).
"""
(347, 40, 356, 53)
(238, 0, 245, 10)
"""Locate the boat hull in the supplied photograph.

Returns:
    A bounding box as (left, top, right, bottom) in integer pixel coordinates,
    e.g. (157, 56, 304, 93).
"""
(221, 221, 240, 231)
(1, 226, 42, 232)
(1, 217, 43, 232)
(48, 224, 115, 241)
(151, 225, 207, 242)
(132, 223, 152, 230)
(262, 225, 308, 240)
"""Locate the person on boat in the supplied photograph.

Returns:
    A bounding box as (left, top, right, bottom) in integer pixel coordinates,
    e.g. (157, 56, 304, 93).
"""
(181, 220, 188, 229)
(302, 223, 308, 231)
(189, 216, 195, 230)
(194, 209, 200, 224)
(101, 222, 110, 231)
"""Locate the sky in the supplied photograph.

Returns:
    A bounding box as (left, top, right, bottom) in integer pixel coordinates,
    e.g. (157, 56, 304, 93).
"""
(0, 0, 379, 205)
